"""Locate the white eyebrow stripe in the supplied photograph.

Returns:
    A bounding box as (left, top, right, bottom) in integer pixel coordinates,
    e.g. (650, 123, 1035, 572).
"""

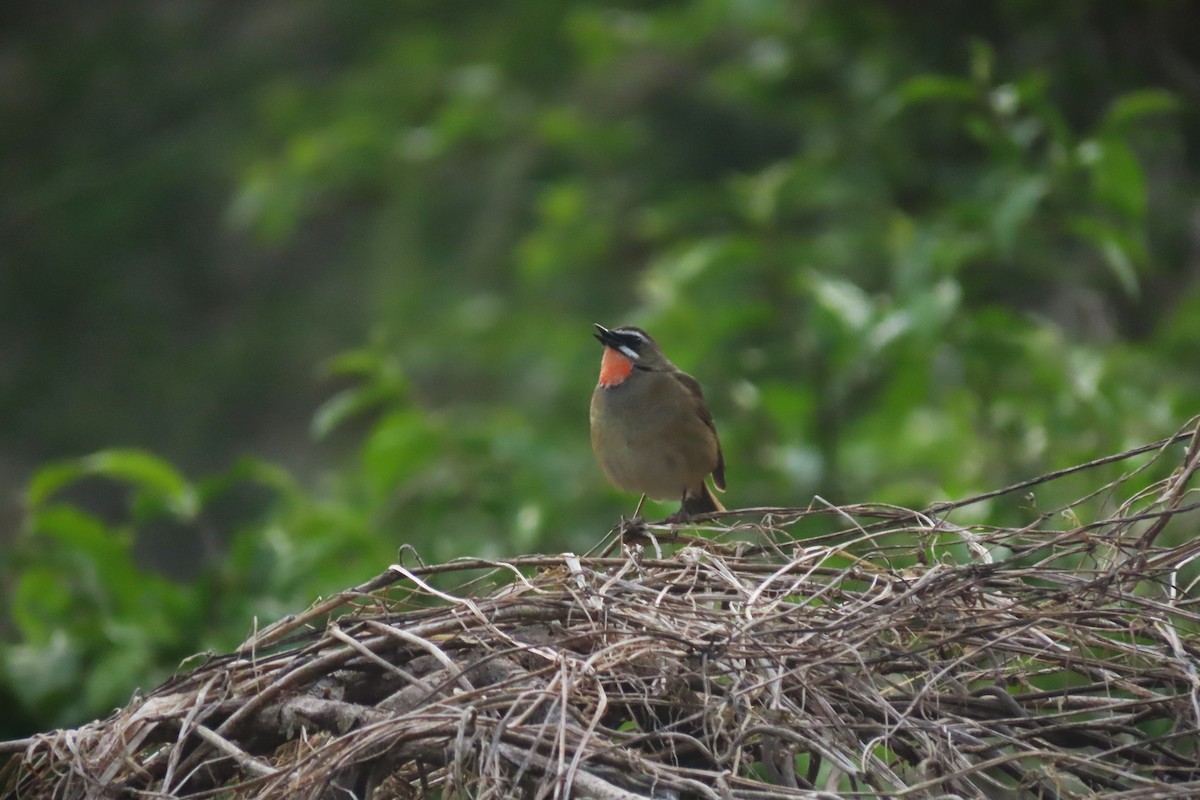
(617, 328, 648, 342)
(618, 345, 640, 360)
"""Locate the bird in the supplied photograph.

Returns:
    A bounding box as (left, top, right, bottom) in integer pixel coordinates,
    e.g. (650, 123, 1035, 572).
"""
(589, 323, 726, 521)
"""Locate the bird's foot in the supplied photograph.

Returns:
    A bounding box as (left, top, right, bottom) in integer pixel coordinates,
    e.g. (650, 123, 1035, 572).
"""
(618, 515, 650, 542)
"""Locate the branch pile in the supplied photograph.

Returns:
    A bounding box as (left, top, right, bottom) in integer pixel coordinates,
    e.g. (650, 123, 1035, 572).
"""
(4, 423, 1200, 799)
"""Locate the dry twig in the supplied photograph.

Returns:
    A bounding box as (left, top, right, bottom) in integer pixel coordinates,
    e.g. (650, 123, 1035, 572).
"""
(4, 420, 1200, 799)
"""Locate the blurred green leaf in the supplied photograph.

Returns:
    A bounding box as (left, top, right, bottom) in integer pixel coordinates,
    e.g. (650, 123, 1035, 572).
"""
(361, 408, 445, 499)
(31, 504, 130, 566)
(85, 626, 159, 711)
(896, 74, 978, 105)
(198, 456, 300, 504)
(732, 162, 792, 227)
(323, 346, 399, 378)
(642, 240, 727, 309)
(24, 462, 86, 510)
(1070, 215, 1144, 296)
(27, 450, 198, 519)
(809, 273, 872, 333)
(1085, 138, 1147, 220)
(10, 565, 82, 643)
(991, 175, 1048, 251)
(313, 385, 394, 439)
(314, 343, 410, 438)
(969, 39, 995, 85)
(1101, 89, 1179, 131)
(2, 632, 82, 715)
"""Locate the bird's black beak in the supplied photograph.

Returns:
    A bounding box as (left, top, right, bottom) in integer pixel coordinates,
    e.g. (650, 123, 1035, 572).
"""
(593, 323, 620, 348)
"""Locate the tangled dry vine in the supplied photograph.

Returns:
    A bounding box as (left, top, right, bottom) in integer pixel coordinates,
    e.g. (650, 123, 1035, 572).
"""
(3, 420, 1200, 799)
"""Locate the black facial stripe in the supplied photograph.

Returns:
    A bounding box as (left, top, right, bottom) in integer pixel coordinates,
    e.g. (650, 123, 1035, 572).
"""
(611, 330, 647, 353)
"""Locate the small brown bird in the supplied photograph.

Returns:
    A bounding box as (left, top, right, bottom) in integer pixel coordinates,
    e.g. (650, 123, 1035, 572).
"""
(589, 324, 725, 520)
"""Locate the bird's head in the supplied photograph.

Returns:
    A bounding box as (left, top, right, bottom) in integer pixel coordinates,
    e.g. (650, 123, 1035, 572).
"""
(593, 324, 669, 386)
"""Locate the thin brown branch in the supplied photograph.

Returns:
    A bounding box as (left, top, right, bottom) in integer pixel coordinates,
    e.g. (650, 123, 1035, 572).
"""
(6, 421, 1200, 799)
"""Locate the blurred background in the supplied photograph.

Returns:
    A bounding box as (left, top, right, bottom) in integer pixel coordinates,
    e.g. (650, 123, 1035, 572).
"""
(2, 0, 1199, 738)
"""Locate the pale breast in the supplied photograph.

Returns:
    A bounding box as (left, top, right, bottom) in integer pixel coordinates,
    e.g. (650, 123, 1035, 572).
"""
(590, 380, 718, 500)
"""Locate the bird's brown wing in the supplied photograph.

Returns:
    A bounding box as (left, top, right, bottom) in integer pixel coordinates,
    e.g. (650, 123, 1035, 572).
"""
(673, 370, 726, 491)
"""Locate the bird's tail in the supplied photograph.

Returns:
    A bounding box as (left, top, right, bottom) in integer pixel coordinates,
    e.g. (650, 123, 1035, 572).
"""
(681, 481, 725, 516)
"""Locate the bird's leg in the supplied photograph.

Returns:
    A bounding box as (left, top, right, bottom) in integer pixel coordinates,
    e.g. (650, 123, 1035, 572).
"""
(618, 516, 650, 545)
(613, 495, 650, 546)
(662, 496, 691, 525)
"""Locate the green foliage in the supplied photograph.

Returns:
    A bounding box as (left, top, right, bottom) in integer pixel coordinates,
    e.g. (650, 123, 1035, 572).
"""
(6, 454, 200, 725)
(3, 0, 1200, 737)
(2, 446, 392, 727)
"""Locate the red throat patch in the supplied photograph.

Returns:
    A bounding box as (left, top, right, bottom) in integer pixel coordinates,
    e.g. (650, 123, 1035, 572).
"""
(598, 347, 634, 387)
